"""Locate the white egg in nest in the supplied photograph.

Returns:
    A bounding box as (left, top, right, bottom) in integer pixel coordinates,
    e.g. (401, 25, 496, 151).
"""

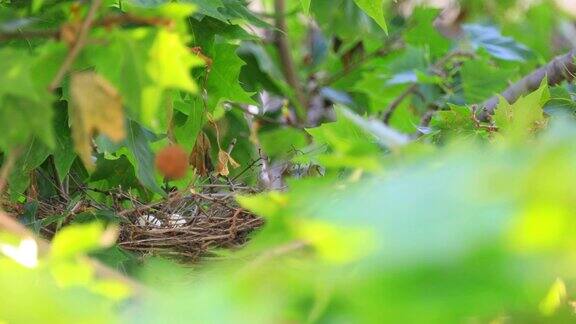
(137, 214, 162, 228)
(168, 213, 187, 227)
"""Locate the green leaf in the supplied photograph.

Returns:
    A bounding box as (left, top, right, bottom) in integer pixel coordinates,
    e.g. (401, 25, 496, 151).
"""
(464, 24, 531, 62)
(353, 0, 387, 33)
(185, 0, 227, 21)
(91, 155, 141, 189)
(0, 48, 55, 149)
(124, 120, 165, 196)
(8, 139, 51, 199)
(259, 128, 308, 160)
(306, 107, 382, 171)
(219, 0, 272, 29)
(539, 278, 567, 316)
(493, 81, 549, 140)
(461, 58, 513, 103)
(88, 28, 203, 132)
(0, 96, 54, 151)
(51, 222, 108, 259)
(52, 104, 76, 183)
(173, 98, 207, 152)
(207, 43, 256, 108)
(404, 8, 450, 57)
(431, 104, 476, 136)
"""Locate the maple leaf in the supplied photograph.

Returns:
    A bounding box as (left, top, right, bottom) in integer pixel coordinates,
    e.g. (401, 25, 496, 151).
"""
(70, 72, 125, 170)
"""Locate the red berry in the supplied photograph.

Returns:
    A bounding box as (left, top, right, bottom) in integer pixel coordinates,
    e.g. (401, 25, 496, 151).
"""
(155, 145, 189, 180)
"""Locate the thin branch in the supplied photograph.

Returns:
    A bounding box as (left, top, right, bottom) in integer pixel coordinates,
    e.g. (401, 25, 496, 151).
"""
(274, 0, 307, 120)
(477, 49, 576, 120)
(48, 0, 103, 91)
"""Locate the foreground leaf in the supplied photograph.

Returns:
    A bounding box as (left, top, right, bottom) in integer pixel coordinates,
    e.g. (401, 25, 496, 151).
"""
(70, 72, 126, 170)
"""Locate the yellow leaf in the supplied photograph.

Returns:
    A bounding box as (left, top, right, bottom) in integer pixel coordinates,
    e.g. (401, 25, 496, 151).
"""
(216, 150, 240, 177)
(70, 72, 125, 169)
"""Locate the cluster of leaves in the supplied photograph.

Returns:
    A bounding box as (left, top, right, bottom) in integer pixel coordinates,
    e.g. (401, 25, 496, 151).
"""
(2, 0, 576, 322)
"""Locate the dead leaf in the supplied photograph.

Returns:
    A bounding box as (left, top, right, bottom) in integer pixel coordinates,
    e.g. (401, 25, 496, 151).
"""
(70, 71, 125, 170)
(216, 149, 240, 177)
(189, 131, 212, 176)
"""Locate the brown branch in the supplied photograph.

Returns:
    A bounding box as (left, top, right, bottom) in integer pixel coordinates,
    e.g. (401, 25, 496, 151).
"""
(48, 0, 102, 91)
(477, 49, 576, 121)
(274, 0, 307, 120)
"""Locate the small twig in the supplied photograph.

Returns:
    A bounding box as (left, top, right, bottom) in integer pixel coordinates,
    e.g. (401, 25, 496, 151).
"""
(231, 157, 263, 182)
(229, 208, 242, 240)
(117, 191, 181, 216)
(48, 0, 103, 91)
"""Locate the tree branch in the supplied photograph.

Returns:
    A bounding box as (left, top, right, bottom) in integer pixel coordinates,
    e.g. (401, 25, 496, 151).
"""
(274, 0, 307, 121)
(477, 49, 576, 120)
(48, 0, 103, 91)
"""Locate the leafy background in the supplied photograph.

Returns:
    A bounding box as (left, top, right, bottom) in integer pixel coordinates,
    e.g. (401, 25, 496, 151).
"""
(2, 0, 576, 322)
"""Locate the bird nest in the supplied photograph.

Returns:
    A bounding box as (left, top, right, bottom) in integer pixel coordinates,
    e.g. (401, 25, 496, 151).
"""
(116, 190, 263, 260)
(3, 186, 263, 262)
